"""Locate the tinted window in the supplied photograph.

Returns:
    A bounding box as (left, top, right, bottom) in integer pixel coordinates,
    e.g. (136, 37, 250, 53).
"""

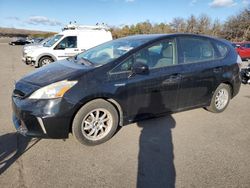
(135, 39, 177, 69)
(112, 57, 134, 73)
(231, 43, 237, 48)
(215, 41, 229, 58)
(179, 37, 215, 64)
(111, 39, 177, 73)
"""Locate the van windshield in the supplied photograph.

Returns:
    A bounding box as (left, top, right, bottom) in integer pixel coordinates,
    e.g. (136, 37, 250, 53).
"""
(43, 35, 63, 47)
(75, 37, 150, 66)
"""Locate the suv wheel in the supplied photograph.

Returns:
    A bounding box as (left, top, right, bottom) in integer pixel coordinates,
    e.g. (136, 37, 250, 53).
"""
(72, 99, 119, 146)
(206, 84, 231, 113)
(38, 56, 53, 67)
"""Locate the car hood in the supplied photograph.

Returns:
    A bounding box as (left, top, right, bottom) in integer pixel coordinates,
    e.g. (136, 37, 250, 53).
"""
(20, 60, 93, 87)
(24, 44, 42, 50)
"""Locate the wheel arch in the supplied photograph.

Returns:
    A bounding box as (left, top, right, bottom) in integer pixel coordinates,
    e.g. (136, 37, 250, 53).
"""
(69, 97, 124, 134)
(35, 53, 57, 67)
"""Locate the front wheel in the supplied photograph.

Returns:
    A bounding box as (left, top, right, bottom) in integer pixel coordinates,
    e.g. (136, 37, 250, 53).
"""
(72, 99, 119, 146)
(38, 56, 53, 67)
(206, 84, 231, 113)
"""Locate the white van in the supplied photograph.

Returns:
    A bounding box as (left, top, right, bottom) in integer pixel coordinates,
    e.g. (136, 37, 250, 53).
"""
(23, 24, 113, 67)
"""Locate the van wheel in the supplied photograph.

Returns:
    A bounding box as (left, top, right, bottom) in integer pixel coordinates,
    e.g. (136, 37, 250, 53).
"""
(206, 84, 231, 113)
(72, 99, 119, 146)
(38, 56, 53, 67)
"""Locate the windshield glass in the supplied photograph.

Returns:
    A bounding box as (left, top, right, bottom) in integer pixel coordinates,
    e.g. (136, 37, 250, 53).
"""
(40, 37, 51, 45)
(43, 35, 63, 47)
(76, 37, 151, 65)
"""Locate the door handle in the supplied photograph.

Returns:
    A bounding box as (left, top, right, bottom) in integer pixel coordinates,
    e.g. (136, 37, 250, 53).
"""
(163, 74, 182, 84)
(169, 74, 182, 80)
(74, 49, 79, 51)
(213, 67, 222, 73)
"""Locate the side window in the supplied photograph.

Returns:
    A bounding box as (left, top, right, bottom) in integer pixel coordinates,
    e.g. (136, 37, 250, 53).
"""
(214, 41, 229, 58)
(245, 44, 250, 48)
(179, 37, 215, 64)
(112, 57, 133, 73)
(135, 39, 177, 69)
(56, 36, 77, 49)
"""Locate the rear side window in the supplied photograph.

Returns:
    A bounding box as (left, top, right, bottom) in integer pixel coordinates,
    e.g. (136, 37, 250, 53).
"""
(179, 37, 215, 64)
(214, 41, 229, 58)
(243, 43, 250, 48)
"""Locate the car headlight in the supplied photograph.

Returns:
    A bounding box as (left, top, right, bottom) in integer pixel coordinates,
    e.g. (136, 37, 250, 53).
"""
(29, 80, 78, 99)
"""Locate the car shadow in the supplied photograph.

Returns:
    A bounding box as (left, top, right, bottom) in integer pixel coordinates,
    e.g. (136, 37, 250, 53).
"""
(0, 133, 40, 175)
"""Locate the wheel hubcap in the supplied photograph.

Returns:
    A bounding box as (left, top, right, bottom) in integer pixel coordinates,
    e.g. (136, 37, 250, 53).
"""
(42, 58, 51, 65)
(81, 108, 112, 141)
(215, 88, 229, 110)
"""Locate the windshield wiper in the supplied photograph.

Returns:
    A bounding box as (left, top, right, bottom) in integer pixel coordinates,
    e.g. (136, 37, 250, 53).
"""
(78, 57, 95, 66)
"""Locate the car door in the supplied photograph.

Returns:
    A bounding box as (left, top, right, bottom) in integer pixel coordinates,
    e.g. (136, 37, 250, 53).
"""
(109, 38, 182, 121)
(176, 36, 222, 109)
(54, 36, 79, 60)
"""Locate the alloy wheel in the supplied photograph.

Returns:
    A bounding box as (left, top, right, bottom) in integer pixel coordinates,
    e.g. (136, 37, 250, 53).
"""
(81, 108, 113, 141)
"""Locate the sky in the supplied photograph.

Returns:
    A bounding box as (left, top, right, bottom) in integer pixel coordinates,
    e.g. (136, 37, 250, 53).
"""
(0, 0, 249, 32)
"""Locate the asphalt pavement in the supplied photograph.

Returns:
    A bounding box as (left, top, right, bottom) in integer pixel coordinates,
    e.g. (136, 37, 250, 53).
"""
(0, 43, 250, 188)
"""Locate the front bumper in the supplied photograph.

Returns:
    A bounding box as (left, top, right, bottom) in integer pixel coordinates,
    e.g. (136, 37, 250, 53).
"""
(22, 56, 35, 65)
(12, 96, 76, 139)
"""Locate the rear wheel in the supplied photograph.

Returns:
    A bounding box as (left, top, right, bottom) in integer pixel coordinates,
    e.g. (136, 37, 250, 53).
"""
(72, 99, 119, 146)
(206, 84, 231, 113)
(38, 56, 53, 67)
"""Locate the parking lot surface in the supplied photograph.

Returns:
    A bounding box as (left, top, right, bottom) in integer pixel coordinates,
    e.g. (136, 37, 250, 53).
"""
(0, 43, 250, 188)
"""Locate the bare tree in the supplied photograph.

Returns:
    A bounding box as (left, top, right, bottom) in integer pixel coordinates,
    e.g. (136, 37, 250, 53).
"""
(186, 15, 198, 33)
(223, 8, 250, 41)
(110, 8, 250, 41)
(197, 14, 211, 34)
(170, 17, 186, 32)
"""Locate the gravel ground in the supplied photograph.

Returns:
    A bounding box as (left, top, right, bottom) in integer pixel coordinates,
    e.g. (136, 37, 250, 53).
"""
(0, 43, 250, 188)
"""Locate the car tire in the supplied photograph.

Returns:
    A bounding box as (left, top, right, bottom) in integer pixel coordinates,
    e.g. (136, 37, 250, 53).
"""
(206, 83, 232, 113)
(38, 56, 53, 67)
(72, 99, 119, 146)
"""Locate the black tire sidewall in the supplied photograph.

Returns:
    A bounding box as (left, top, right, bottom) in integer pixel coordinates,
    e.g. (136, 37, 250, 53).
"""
(38, 56, 53, 67)
(72, 99, 119, 146)
(208, 84, 232, 113)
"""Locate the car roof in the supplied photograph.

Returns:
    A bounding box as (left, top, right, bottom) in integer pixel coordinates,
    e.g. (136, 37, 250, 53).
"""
(120, 33, 224, 41)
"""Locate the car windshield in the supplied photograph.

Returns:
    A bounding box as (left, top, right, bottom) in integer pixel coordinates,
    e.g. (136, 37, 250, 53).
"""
(43, 35, 63, 47)
(75, 37, 151, 66)
(40, 37, 51, 45)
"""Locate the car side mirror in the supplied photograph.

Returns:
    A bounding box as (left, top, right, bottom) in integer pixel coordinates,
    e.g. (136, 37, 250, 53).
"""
(131, 62, 149, 76)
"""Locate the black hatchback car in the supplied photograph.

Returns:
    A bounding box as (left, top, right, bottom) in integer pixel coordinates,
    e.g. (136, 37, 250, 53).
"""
(12, 34, 241, 145)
